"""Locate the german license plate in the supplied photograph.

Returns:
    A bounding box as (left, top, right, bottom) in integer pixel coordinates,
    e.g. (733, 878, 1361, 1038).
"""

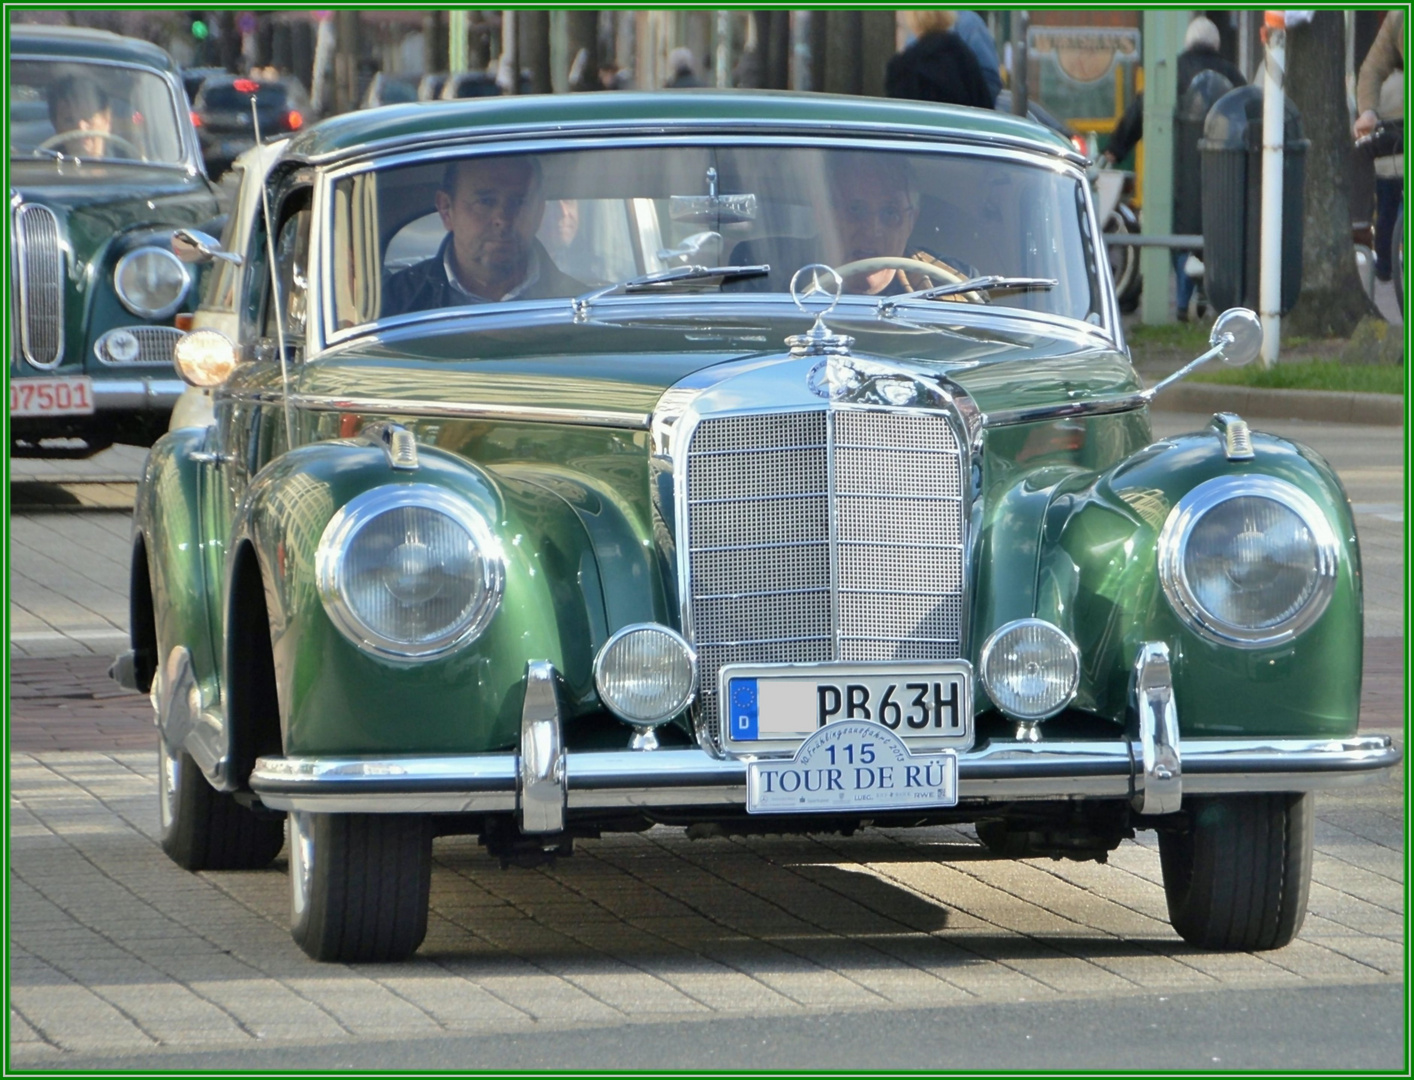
(747, 720, 958, 814)
(10, 377, 95, 417)
(720, 661, 973, 755)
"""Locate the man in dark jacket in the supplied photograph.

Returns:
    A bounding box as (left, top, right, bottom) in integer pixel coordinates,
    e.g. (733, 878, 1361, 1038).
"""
(383, 156, 585, 317)
(886, 10, 994, 110)
(1101, 16, 1245, 318)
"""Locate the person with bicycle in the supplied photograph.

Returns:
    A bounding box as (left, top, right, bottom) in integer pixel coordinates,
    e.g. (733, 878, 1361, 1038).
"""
(1355, 11, 1404, 298)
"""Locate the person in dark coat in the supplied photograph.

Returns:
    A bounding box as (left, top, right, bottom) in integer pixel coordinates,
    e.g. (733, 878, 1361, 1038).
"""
(384, 157, 585, 317)
(1101, 16, 1245, 319)
(885, 10, 994, 110)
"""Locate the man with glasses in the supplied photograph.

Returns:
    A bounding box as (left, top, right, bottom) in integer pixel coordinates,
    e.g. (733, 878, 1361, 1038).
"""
(383, 156, 584, 317)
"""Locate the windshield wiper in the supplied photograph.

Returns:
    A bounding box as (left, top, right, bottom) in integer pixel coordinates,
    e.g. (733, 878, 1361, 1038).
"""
(878, 275, 1058, 316)
(573, 264, 769, 317)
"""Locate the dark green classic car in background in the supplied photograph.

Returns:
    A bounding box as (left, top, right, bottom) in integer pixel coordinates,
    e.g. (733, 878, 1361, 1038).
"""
(119, 91, 1400, 963)
(9, 24, 220, 456)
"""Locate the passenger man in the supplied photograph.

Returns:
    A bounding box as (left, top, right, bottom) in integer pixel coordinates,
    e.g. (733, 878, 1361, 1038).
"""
(383, 156, 584, 317)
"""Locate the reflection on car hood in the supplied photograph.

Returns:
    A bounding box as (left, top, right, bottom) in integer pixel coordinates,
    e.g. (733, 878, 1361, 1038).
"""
(306, 310, 1139, 421)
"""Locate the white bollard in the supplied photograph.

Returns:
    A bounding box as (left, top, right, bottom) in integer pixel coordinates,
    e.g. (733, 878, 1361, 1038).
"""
(1259, 18, 1287, 367)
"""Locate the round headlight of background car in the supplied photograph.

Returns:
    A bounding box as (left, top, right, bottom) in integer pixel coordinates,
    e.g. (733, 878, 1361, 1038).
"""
(316, 486, 504, 659)
(172, 329, 238, 387)
(1158, 475, 1339, 647)
(594, 624, 697, 728)
(114, 247, 191, 318)
(979, 618, 1080, 722)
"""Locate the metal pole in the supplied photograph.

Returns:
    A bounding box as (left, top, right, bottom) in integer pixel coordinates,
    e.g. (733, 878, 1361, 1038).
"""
(449, 10, 466, 74)
(1139, 9, 1187, 325)
(715, 9, 729, 88)
(1011, 11, 1029, 116)
(1259, 14, 1286, 366)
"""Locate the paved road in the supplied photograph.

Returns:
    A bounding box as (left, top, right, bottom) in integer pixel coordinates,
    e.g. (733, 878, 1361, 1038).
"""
(7, 415, 1405, 1068)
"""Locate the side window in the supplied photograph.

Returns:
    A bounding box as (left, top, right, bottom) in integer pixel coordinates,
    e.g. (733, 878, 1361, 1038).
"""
(245, 188, 312, 358)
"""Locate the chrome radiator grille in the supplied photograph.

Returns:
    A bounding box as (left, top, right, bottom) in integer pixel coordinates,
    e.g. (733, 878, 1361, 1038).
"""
(684, 407, 966, 741)
(14, 204, 64, 369)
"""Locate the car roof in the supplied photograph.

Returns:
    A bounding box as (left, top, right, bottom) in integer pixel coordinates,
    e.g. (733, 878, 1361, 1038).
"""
(284, 89, 1079, 165)
(11, 23, 180, 74)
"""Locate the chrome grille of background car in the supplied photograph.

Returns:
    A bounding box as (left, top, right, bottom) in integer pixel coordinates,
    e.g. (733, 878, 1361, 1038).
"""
(14, 204, 64, 369)
(685, 407, 966, 742)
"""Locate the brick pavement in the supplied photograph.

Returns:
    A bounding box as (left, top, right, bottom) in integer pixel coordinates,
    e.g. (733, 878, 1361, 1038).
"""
(7, 744, 1403, 1061)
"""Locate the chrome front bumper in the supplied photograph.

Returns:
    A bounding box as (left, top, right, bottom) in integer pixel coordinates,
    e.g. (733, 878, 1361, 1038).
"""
(248, 647, 1401, 827)
(250, 734, 1401, 819)
(91, 377, 186, 412)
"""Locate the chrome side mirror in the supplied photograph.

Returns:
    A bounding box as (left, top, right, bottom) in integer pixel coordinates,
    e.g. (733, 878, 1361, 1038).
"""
(1145, 307, 1260, 400)
(172, 228, 242, 266)
(1210, 307, 1262, 367)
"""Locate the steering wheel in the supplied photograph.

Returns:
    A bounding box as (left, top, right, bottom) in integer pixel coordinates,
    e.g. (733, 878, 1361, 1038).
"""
(833, 255, 982, 301)
(36, 129, 142, 159)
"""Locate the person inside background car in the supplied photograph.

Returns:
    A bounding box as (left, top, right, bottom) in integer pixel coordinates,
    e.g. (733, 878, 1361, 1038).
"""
(383, 156, 585, 316)
(46, 73, 118, 158)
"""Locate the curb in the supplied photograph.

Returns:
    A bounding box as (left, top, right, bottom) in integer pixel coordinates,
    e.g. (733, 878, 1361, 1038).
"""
(1151, 383, 1405, 426)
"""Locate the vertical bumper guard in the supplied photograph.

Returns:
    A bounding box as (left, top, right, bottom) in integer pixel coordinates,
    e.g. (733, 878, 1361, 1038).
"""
(1132, 642, 1182, 815)
(518, 661, 566, 833)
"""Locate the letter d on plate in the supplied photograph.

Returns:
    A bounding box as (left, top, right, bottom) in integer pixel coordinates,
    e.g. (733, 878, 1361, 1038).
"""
(746, 721, 958, 814)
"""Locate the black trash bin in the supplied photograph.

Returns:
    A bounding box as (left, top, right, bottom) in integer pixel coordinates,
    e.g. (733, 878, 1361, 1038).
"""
(1174, 70, 1237, 237)
(1200, 85, 1308, 314)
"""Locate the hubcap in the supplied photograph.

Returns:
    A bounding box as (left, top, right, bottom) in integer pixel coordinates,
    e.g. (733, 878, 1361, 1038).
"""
(289, 811, 315, 919)
(158, 738, 180, 832)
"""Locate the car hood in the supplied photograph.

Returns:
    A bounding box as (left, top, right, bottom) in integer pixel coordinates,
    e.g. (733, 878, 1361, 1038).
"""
(304, 308, 1139, 423)
(11, 162, 218, 263)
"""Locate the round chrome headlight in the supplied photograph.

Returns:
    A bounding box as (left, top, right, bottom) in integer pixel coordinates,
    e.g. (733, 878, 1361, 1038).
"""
(594, 624, 697, 727)
(316, 486, 504, 659)
(980, 619, 1080, 722)
(1158, 476, 1339, 647)
(115, 247, 191, 318)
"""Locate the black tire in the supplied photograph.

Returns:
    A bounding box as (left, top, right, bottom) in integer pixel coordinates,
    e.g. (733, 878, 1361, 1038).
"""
(1158, 793, 1312, 951)
(1105, 202, 1143, 313)
(158, 737, 285, 871)
(288, 811, 433, 963)
(1393, 204, 1403, 318)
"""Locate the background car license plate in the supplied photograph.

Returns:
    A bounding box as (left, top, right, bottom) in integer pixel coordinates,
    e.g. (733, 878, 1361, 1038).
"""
(720, 661, 973, 754)
(10, 377, 95, 418)
(747, 720, 958, 814)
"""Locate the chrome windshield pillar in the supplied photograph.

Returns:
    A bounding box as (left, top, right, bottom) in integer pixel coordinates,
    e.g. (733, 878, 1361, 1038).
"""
(518, 661, 566, 834)
(1132, 642, 1182, 815)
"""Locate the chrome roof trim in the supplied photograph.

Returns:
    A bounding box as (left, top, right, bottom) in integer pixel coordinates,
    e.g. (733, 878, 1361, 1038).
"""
(296, 116, 1087, 171)
(285, 392, 651, 431)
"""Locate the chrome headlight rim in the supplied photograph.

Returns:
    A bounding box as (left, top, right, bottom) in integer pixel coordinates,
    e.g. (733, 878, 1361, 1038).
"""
(979, 617, 1081, 723)
(1158, 474, 1340, 649)
(315, 484, 505, 661)
(593, 622, 699, 727)
(114, 246, 191, 319)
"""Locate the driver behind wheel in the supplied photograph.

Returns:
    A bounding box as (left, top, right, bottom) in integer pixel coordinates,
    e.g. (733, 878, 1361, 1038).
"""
(47, 74, 118, 159)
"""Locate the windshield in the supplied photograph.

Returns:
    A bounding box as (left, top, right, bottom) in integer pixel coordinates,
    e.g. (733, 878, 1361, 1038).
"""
(10, 59, 187, 165)
(329, 144, 1101, 333)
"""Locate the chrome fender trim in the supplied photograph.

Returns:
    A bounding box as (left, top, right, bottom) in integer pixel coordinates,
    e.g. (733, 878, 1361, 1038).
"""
(248, 735, 1400, 815)
(1132, 642, 1182, 816)
(519, 661, 566, 834)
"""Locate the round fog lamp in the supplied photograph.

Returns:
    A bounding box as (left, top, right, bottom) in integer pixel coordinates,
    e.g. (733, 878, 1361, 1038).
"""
(980, 618, 1080, 722)
(594, 624, 697, 728)
(173, 329, 238, 387)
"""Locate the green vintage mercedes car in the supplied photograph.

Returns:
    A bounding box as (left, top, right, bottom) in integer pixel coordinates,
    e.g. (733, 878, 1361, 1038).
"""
(9, 24, 220, 456)
(118, 92, 1399, 963)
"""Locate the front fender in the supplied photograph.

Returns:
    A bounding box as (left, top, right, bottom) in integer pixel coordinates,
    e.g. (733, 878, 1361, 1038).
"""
(1032, 426, 1361, 737)
(234, 441, 617, 757)
(134, 426, 221, 703)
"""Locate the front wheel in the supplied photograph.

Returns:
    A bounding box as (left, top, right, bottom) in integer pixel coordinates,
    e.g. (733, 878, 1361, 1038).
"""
(158, 737, 285, 871)
(1158, 793, 1312, 951)
(288, 811, 433, 962)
